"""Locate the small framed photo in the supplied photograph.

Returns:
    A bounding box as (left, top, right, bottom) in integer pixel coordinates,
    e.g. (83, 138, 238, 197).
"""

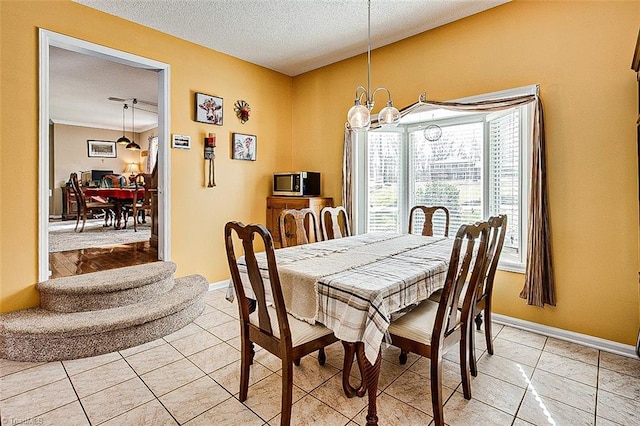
(172, 134, 191, 149)
(195, 92, 223, 125)
(232, 133, 257, 161)
(87, 140, 117, 158)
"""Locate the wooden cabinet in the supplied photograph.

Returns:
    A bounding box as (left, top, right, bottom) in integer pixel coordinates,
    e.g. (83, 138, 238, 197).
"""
(266, 196, 333, 247)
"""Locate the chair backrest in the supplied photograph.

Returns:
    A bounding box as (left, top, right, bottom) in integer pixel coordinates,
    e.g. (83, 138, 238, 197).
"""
(133, 173, 154, 207)
(69, 172, 87, 210)
(100, 174, 125, 188)
(320, 206, 351, 240)
(225, 222, 292, 347)
(433, 221, 489, 345)
(475, 214, 507, 305)
(408, 205, 450, 237)
(278, 208, 320, 248)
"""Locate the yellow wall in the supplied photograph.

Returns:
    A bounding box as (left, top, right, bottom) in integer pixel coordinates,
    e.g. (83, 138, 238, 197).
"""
(292, 0, 640, 345)
(1, 0, 639, 347)
(0, 0, 293, 311)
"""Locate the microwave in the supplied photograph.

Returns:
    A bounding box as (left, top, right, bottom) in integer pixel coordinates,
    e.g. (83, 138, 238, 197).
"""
(273, 171, 321, 196)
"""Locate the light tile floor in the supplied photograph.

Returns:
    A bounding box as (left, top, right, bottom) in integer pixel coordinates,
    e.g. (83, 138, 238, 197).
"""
(2, 289, 640, 425)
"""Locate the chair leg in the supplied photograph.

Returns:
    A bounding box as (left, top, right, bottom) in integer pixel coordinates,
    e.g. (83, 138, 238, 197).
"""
(239, 336, 251, 402)
(430, 356, 445, 426)
(80, 211, 87, 232)
(133, 206, 138, 232)
(475, 311, 483, 331)
(281, 359, 293, 426)
(399, 349, 408, 365)
(469, 322, 478, 377)
(318, 348, 326, 366)
(74, 211, 81, 232)
(460, 327, 473, 398)
(484, 305, 494, 355)
(294, 358, 301, 366)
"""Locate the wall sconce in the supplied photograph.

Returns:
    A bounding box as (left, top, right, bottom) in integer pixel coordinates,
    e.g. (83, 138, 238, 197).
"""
(204, 133, 216, 187)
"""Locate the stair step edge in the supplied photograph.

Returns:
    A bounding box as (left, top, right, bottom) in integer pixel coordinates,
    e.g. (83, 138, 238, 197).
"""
(37, 261, 176, 295)
(1, 274, 208, 337)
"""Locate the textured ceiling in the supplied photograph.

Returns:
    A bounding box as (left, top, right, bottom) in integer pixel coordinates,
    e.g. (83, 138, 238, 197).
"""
(74, 0, 509, 76)
(55, 0, 509, 131)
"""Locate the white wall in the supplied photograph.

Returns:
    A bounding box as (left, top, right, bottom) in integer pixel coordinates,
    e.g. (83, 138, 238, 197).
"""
(51, 123, 142, 216)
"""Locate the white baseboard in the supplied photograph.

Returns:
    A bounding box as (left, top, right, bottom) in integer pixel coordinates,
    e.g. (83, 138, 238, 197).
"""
(493, 313, 638, 359)
(208, 280, 230, 291)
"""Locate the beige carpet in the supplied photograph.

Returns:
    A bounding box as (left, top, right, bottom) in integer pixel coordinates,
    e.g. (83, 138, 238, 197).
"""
(49, 219, 151, 252)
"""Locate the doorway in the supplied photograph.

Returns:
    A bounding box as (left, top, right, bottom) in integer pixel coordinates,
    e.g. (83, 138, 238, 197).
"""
(38, 30, 172, 281)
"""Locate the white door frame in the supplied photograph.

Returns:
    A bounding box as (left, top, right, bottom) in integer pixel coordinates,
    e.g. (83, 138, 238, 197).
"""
(38, 29, 171, 281)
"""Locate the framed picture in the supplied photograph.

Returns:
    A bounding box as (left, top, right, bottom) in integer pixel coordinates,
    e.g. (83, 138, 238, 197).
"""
(232, 133, 257, 161)
(195, 92, 223, 125)
(172, 134, 191, 149)
(87, 140, 117, 158)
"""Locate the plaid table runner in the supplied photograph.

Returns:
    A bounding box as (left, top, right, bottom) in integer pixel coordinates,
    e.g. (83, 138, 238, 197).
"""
(228, 232, 453, 364)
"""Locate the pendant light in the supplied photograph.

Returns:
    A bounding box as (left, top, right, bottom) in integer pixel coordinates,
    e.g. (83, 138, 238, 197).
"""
(347, 0, 400, 131)
(126, 98, 141, 151)
(116, 103, 131, 145)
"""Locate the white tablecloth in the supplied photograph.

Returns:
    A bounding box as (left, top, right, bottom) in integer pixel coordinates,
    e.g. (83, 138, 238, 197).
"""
(227, 232, 453, 363)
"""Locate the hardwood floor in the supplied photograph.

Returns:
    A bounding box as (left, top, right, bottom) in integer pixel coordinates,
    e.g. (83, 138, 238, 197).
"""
(49, 241, 158, 279)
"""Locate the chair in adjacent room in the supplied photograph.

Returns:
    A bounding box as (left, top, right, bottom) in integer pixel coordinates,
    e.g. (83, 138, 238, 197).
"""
(408, 205, 450, 237)
(69, 172, 115, 233)
(278, 208, 320, 248)
(387, 221, 490, 426)
(468, 214, 507, 376)
(99, 174, 126, 188)
(123, 173, 153, 232)
(225, 221, 338, 426)
(319, 206, 351, 240)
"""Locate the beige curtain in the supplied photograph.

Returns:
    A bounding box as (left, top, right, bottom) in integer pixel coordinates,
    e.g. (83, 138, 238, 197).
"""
(345, 92, 555, 307)
(342, 128, 354, 234)
(146, 136, 158, 174)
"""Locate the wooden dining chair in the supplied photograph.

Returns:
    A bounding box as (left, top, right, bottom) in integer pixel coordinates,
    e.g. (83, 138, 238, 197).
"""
(123, 173, 153, 232)
(320, 206, 351, 240)
(387, 221, 490, 426)
(99, 174, 126, 188)
(69, 172, 115, 232)
(278, 208, 320, 248)
(225, 221, 338, 426)
(468, 214, 507, 376)
(408, 205, 450, 237)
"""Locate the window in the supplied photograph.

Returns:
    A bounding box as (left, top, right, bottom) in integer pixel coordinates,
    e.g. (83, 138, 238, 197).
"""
(354, 86, 534, 272)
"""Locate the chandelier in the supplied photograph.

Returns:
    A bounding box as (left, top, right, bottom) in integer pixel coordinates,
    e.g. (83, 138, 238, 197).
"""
(126, 99, 141, 150)
(347, 0, 400, 131)
(116, 103, 131, 145)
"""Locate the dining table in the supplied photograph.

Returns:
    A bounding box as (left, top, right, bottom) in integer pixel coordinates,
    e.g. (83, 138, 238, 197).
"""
(228, 231, 455, 426)
(84, 187, 145, 229)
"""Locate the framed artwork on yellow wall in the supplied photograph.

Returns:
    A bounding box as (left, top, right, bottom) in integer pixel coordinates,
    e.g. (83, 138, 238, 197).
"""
(195, 92, 223, 125)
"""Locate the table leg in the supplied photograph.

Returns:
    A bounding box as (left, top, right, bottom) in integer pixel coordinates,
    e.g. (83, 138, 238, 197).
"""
(341, 342, 367, 398)
(114, 201, 123, 229)
(359, 345, 381, 426)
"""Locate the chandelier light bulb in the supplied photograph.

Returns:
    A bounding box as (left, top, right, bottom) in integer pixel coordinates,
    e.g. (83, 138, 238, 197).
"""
(348, 101, 371, 131)
(378, 102, 401, 127)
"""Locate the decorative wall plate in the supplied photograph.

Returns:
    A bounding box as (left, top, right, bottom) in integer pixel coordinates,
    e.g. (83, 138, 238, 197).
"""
(234, 100, 251, 124)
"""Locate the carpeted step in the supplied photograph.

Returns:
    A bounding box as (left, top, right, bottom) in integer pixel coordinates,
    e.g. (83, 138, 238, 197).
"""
(0, 274, 208, 362)
(37, 261, 176, 313)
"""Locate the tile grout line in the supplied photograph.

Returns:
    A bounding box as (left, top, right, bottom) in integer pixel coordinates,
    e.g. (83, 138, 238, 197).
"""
(61, 361, 93, 425)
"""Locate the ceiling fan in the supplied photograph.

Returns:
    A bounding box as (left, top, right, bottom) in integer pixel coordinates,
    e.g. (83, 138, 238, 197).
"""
(108, 96, 157, 114)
